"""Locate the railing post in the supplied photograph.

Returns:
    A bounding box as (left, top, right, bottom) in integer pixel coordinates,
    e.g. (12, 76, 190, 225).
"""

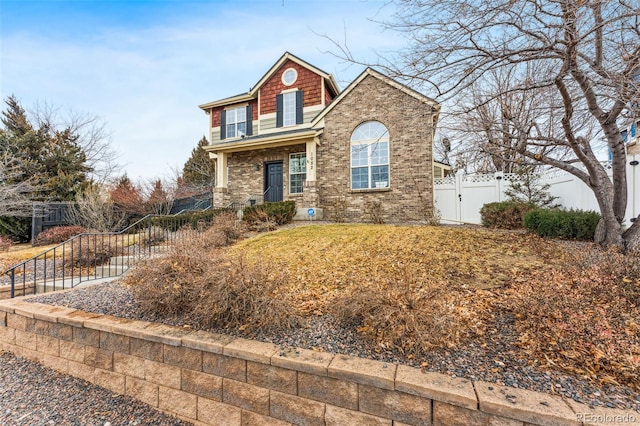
(147, 215, 152, 255)
(10, 269, 15, 299)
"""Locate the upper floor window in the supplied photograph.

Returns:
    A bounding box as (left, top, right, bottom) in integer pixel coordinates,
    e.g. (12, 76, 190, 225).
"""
(282, 68, 297, 86)
(276, 90, 303, 127)
(226, 107, 246, 138)
(351, 121, 390, 190)
(220, 105, 252, 140)
(289, 152, 306, 194)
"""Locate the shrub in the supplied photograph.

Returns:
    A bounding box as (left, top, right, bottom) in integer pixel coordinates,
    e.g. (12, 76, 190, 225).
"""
(210, 212, 246, 246)
(480, 201, 535, 229)
(524, 208, 600, 240)
(0, 235, 13, 252)
(138, 226, 167, 247)
(504, 247, 640, 389)
(125, 226, 292, 332)
(65, 234, 120, 268)
(364, 201, 385, 224)
(151, 208, 232, 232)
(329, 196, 347, 223)
(330, 267, 484, 354)
(33, 226, 90, 246)
(243, 201, 296, 228)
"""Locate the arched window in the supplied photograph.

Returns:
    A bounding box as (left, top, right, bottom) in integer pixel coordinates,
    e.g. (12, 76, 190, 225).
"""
(350, 121, 389, 189)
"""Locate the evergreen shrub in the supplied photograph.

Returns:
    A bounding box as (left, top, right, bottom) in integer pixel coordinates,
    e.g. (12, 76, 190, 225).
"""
(524, 208, 600, 240)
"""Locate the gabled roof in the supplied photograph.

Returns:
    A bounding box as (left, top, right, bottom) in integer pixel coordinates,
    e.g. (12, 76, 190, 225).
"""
(311, 68, 439, 127)
(198, 92, 253, 110)
(198, 52, 340, 111)
(249, 52, 340, 97)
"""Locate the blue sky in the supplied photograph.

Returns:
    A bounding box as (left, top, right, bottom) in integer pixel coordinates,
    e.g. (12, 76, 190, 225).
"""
(0, 0, 405, 182)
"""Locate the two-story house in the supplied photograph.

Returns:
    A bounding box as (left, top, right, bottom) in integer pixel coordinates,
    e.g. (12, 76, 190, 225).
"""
(198, 52, 440, 222)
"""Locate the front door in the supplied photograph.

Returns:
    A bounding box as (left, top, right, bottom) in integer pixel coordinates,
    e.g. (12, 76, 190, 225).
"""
(264, 161, 283, 202)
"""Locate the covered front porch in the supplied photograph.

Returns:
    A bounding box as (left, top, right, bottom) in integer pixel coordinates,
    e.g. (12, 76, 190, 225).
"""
(206, 130, 321, 216)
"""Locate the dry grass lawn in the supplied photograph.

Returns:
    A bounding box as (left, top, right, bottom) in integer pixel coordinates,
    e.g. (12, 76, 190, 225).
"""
(232, 224, 561, 307)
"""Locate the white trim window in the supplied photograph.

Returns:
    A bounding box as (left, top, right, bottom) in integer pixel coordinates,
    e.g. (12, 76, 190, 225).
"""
(289, 152, 307, 194)
(225, 106, 247, 138)
(282, 68, 298, 86)
(283, 91, 297, 127)
(350, 121, 390, 190)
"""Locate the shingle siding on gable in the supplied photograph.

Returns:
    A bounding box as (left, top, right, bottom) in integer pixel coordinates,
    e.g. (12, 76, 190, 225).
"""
(259, 60, 323, 115)
(317, 75, 435, 222)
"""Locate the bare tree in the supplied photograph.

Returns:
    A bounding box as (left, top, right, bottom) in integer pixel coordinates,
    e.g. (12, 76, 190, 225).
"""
(30, 101, 120, 184)
(334, 0, 640, 250)
(66, 186, 127, 232)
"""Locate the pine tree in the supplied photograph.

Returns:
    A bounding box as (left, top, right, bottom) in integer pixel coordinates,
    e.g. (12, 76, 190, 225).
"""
(182, 136, 215, 192)
(504, 165, 558, 208)
(0, 96, 91, 239)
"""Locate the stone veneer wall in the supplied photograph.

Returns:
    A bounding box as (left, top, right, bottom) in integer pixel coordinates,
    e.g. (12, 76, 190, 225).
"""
(225, 144, 307, 205)
(0, 297, 637, 426)
(317, 75, 436, 223)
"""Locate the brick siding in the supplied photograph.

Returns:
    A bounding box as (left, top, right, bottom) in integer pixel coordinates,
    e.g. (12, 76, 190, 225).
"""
(317, 75, 437, 222)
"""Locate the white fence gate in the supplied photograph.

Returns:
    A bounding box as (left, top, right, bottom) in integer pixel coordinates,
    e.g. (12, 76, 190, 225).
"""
(434, 154, 640, 226)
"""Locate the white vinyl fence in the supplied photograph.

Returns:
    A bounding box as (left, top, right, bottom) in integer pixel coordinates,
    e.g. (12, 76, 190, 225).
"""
(434, 154, 640, 226)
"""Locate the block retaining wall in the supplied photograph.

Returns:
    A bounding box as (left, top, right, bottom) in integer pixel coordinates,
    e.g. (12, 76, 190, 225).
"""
(0, 297, 637, 426)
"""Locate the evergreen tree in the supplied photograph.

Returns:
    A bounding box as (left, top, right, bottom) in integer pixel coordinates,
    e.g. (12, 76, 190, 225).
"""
(145, 179, 171, 214)
(109, 174, 145, 220)
(181, 136, 215, 191)
(0, 95, 90, 201)
(504, 165, 559, 208)
(0, 95, 91, 240)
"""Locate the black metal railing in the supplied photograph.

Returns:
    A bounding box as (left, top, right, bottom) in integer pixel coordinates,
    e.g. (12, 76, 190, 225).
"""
(1, 213, 203, 299)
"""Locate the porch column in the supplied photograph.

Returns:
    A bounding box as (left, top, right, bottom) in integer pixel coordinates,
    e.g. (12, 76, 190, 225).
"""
(305, 139, 317, 182)
(215, 152, 228, 189)
(303, 139, 320, 210)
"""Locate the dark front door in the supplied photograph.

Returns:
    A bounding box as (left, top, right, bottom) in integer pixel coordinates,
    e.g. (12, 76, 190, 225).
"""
(264, 161, 283, 202)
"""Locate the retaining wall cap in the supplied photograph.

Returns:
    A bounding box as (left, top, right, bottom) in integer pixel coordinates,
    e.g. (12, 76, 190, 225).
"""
(56, 309, 101, 327)
(328, 355, 397, 391)
(107, 317, 151, 336)
(271, 347, 335, 377)
(109, 319, 160, 340)
(181, 330, 235, 354)
(83, 315, 132, 333)
(565, 398, 639, 426)
(395, 365, 477, 410)
(11, 300, 46, 318)
(474, 381, 579, 426)
(223, 338, 278, 364)
(32, 305, 77, 322)
(138, 323, 194, 346)
(0, 299, 18, 313)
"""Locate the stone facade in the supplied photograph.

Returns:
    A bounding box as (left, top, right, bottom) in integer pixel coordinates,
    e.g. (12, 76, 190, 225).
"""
(223, 144, 307, 205)
(317, 75, 436, 222)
